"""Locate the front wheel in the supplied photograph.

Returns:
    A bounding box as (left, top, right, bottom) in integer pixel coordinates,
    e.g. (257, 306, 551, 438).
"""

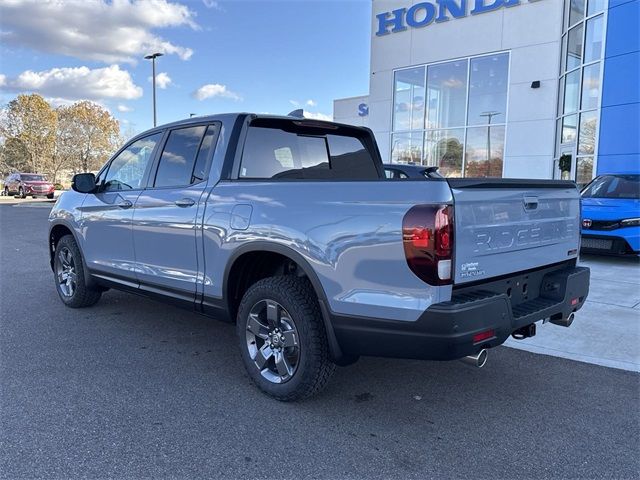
(237, 276, 335, 401)
(54, 234, 102, 308)
(47, 193, 54, 199)
(18, 187, 25, 199)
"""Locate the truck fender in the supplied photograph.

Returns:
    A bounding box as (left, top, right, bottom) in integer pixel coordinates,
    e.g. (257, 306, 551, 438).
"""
(223, 242, 350, 364)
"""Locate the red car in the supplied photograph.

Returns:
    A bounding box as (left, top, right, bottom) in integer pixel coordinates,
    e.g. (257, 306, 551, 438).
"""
(3, 173, 55, 199)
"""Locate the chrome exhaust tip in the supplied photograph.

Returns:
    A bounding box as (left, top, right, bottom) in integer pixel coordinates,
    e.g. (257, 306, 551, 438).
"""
(461, 349, 488, 368)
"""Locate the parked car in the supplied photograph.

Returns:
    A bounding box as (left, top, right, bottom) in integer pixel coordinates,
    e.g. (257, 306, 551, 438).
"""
(48, 113, 590, 400)
(384, 163, 443, 179)
(580, 174, 640, 255)
(3, 173, 55, 199)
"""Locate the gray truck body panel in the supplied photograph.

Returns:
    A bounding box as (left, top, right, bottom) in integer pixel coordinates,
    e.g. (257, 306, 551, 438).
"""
(49, 113, 586, 361)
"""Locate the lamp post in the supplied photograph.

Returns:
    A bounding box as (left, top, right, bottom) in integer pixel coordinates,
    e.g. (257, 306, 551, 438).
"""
(479, 111, 501, 176)
(144, 52, 164, 127)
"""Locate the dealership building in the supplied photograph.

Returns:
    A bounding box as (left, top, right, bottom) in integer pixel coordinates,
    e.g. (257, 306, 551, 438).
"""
(334, 0, 639, 183)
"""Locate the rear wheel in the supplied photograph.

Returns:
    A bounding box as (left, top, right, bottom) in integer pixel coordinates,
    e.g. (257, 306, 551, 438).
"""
(54, 234, 102, 308)
(237, 276, 335, 401)
(47, 193, 54, 199)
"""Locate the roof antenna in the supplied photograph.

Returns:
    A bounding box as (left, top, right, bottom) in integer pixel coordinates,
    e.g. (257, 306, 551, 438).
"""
(287, 109, 305, 118)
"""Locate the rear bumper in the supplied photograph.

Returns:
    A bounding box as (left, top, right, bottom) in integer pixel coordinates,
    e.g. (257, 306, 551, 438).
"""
(332, 266, 590, 361)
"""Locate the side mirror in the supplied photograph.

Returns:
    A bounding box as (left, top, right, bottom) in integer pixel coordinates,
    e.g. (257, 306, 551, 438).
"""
(72, 173, 97, 193)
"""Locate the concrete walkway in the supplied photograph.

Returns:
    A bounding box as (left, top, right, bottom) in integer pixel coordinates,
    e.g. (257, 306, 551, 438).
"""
(506, 254, 640, 372)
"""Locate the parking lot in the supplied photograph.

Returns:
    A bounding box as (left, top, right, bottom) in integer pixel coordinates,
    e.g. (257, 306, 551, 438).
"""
(1, 201, 638, 479)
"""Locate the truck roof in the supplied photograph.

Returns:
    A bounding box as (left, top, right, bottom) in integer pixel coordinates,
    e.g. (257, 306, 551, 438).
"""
(141, 113, 368, 137)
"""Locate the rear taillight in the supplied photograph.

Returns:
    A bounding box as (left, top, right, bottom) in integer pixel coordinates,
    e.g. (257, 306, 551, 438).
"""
(402, 205, 453, 286)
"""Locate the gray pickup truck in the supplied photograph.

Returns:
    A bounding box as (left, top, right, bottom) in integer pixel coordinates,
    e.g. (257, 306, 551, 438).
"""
(49, 113, 590, 400)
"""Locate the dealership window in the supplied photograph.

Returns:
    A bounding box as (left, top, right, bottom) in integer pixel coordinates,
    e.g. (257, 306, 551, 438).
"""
(556, 0, 607, 185)
(391, 53, 509, 178)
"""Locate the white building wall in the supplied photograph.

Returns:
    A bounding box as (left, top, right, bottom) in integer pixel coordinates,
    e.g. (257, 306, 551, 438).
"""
(333, 95, 370, 127)
(359, 0, 565, 178)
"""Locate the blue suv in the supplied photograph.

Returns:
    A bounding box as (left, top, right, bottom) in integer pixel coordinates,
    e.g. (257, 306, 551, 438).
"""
(581, 174, 640, 255)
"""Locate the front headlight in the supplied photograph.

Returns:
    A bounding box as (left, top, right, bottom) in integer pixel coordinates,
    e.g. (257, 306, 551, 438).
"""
(621, 218, 640, 227)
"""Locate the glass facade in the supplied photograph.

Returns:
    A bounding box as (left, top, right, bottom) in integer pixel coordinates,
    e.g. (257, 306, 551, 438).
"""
(555, 0, 607, 185)
(391, 53, 509, 178)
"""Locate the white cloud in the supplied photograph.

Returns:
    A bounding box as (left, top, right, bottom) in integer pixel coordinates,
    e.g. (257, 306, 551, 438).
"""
(290, 99, 318, 108)
(0, 74, 6, 87)
(0, 65, 143, 101)
(303, 111, 332, 121)
(0, 0, 198, 64)
(192, 83, 242, 101)
(202, 0, 220, 8)
(149, 72, 172, 89)
(117, 104, 133, 113)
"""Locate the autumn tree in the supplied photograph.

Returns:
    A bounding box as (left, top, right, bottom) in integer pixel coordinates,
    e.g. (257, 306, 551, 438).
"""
(64, 101, 120, 173)
(0, 93, 57, 174)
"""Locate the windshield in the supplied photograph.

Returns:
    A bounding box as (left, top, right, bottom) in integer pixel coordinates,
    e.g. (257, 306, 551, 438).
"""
(581, 175, 640, 200)
(20, 174, 46, 182)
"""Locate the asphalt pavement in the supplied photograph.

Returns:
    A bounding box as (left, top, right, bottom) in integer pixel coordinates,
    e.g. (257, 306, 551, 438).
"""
(1, 202, 638, 479)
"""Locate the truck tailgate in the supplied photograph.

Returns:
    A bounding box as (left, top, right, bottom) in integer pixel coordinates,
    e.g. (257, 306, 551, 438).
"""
(448, 179, 580, 284)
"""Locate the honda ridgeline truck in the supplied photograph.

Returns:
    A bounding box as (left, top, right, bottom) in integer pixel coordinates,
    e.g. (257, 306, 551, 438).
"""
(49, 114, 590, 400)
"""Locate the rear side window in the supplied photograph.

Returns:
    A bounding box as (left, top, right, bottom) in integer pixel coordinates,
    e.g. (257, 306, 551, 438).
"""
(154, 125, 220, 188)
(239, 126, 378, 180)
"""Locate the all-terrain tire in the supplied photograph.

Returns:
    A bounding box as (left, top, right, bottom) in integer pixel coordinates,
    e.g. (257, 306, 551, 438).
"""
(53, 234, 102, 308)
(237, 276, 336, 401)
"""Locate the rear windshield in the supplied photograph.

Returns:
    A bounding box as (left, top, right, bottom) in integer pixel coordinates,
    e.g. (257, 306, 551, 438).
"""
(20, 174, 46, 182)
(581, 175, 640, 200)
(239, 120, 379, 180)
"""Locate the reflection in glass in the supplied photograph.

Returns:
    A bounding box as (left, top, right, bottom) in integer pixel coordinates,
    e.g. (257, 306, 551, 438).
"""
(426, 60, 468, 129)
(569, 0, 585, 26)
(576, 156, 594, 186)
(562, 114, 578, 143)
(391, 132, 424, 164)
(581, 63, 601, 110)
(464, 126, 505, 178)
(393, 67, 426, 131)
(567, 24, 583, 71)
(587, 0, 605, 15)
(425, 129, 464, 177)
(467, 53, 509, 125)
(578, 111, 598, 154)
(564, 69, 580, 114)
(584, 15, 604, 63)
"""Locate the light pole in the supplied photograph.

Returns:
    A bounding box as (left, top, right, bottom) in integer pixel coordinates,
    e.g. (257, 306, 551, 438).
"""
(144, 52, 164, 127)
(479, 111, 501, 176)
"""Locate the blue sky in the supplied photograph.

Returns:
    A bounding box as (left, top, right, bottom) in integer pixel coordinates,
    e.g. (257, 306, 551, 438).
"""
(0, 0, 372, 134)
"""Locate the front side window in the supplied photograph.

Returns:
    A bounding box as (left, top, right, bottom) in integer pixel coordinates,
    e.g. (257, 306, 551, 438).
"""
(239, 125, 378, 180)
(103, 133, 162, 192)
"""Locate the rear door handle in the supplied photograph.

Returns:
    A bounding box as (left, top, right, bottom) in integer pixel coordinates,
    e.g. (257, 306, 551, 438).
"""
(118, 199, 133, 209)
(175, 198, 195, 208)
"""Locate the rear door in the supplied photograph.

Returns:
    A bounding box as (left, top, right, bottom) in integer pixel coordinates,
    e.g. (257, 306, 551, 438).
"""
(132, 123, 219, 304)
(448, 179, 581, 284)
